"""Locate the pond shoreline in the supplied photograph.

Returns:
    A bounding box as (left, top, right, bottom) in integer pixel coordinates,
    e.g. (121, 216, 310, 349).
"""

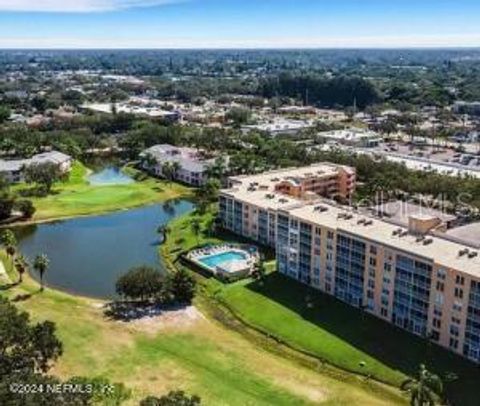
(7, 161, 193, 227)
(18, 199, 195, 299)
(2, 197, 192, 228)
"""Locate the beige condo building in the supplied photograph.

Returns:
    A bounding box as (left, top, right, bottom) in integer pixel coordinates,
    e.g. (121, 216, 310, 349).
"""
(219, 164, 480, 363)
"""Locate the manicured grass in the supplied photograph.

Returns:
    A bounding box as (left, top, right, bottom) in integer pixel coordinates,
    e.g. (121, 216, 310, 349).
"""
(163, 209, 480, 406)
(14, 161, 192, 222)
(0, 251, 404, 405)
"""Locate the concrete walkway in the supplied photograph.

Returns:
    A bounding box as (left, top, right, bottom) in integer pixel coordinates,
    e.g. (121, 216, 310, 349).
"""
(0, 259, 9, 283)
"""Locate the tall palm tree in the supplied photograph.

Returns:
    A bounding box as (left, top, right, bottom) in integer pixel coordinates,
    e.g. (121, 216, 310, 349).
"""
(191, 219, 202, 245)
(33, 254, 50, 292)
(161, 162, 174, 183)
(157, 224, 171, 244)
(251, 260, 266, 286)
(401, 364, 443, 406)
(171, 161, 181, 179)
(0, 229, 17, 266)
(14, 254, 28, 284)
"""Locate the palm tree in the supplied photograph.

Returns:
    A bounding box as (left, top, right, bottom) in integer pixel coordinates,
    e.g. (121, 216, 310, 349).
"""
(161, 162, 174, 183)
(401, 364, 443, 406)
(191, 219, 202, 245)
(141, 152, 157, 173)
(14, 254, 28, 284)
(157, 224, 171, 244)
(251, 260, 266, 286)
(0, 229, 17, 266)
(33, 254, 50, 291)
(205, 156, 227, 180)
(171, 161, 181, 180)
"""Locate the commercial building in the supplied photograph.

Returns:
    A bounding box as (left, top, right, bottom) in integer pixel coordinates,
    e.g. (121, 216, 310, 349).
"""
(317, 128, 383, 148)
(140, 144, 214, 186)
(0, 151, 72, 183)
(219, 165, 480, 363)
(241, 119, 315, 137)
(453, 101, 480, 116)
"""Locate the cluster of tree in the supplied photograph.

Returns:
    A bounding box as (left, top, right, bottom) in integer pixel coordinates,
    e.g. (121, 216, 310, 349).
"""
(225, 107, 252, 127)
(115, 266, 196, 304)
(24, 162, 66, 195)
(194, 178, 221, 214)
(310, 149, 480, 211)
(259, 73, 381, 108)
(0, 176, 35, 221)
(0, 112, 137, 159)
(0, 296, 131, 405)
(140, 390, 201, 406)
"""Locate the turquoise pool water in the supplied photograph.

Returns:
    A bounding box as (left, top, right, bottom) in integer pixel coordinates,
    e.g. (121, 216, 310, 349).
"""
(199, 251, 248, 269)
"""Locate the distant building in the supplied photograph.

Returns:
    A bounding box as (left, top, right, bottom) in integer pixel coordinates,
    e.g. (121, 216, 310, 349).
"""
(241, 119, 314, 137)
(317, 128, 382, 148)
(277, 106, 317, 115)
(140, 144, 214, 186)
(80, 102, 181, 122)
(453, 101, 480, 116)
(450, 131, 479, 144)
(0, 151, 73, 183)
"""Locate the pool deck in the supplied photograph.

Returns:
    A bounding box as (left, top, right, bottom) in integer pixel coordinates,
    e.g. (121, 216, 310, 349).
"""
(186, 245, 259, 279)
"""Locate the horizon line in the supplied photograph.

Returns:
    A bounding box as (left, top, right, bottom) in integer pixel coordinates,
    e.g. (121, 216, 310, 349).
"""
(1, 46, 480, 51)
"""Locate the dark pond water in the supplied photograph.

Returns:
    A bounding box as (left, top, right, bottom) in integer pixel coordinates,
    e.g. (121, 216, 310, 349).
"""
(17, 200, 194, 299)
(88, 167, 134, 185)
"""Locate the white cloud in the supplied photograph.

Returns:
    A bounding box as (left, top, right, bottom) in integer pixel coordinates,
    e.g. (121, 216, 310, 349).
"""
(0, 0, 181, 12)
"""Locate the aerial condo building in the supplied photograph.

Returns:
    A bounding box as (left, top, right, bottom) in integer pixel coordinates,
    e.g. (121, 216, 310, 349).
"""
(219, 164, 480, 363)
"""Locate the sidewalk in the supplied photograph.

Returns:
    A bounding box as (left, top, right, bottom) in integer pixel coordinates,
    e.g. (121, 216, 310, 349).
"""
(0, 259, 10, 283)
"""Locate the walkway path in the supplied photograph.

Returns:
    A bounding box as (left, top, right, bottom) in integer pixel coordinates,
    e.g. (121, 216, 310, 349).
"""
(0, 259, 10, 283)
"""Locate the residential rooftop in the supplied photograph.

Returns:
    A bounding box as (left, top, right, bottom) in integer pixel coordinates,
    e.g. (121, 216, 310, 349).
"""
(222, 165, 480, 278)
(371, 201, 457, 226)
(227, 163, 353, 193)
(141, 144, 214, 173)
(287, 201, 480, 278)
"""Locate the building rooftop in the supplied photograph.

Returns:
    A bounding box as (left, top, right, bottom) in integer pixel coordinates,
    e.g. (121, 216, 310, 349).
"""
(371, 201, 457, 226)
(31, 151, 72, 165)
(318, 128, 382, 142)
(242, 119, 314, 134)
(0, 151, 71, 173)
(227, 163, 351, 194)
(142, 144, 214, 173)
(287, 202, 480, 278)
(222, 164, 480, 277)
(445, 222, 480, 248)
(0, 159, 28, 172)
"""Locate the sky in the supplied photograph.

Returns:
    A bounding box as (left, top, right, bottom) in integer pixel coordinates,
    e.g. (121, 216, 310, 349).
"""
(0, 0, 479, 49)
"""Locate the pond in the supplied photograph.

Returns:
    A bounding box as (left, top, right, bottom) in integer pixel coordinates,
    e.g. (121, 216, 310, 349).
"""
(88, 166, 134, 185)
(17, 200, 194, 299)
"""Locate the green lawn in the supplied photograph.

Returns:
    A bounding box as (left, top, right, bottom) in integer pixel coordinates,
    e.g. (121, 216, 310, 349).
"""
(14, 161, 192, 222)
(0, 251, 405, 405)
(162, 209, 480, 406)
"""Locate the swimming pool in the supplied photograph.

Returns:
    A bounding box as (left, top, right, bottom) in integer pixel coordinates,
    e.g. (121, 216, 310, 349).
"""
(199, 251, 247, 269)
